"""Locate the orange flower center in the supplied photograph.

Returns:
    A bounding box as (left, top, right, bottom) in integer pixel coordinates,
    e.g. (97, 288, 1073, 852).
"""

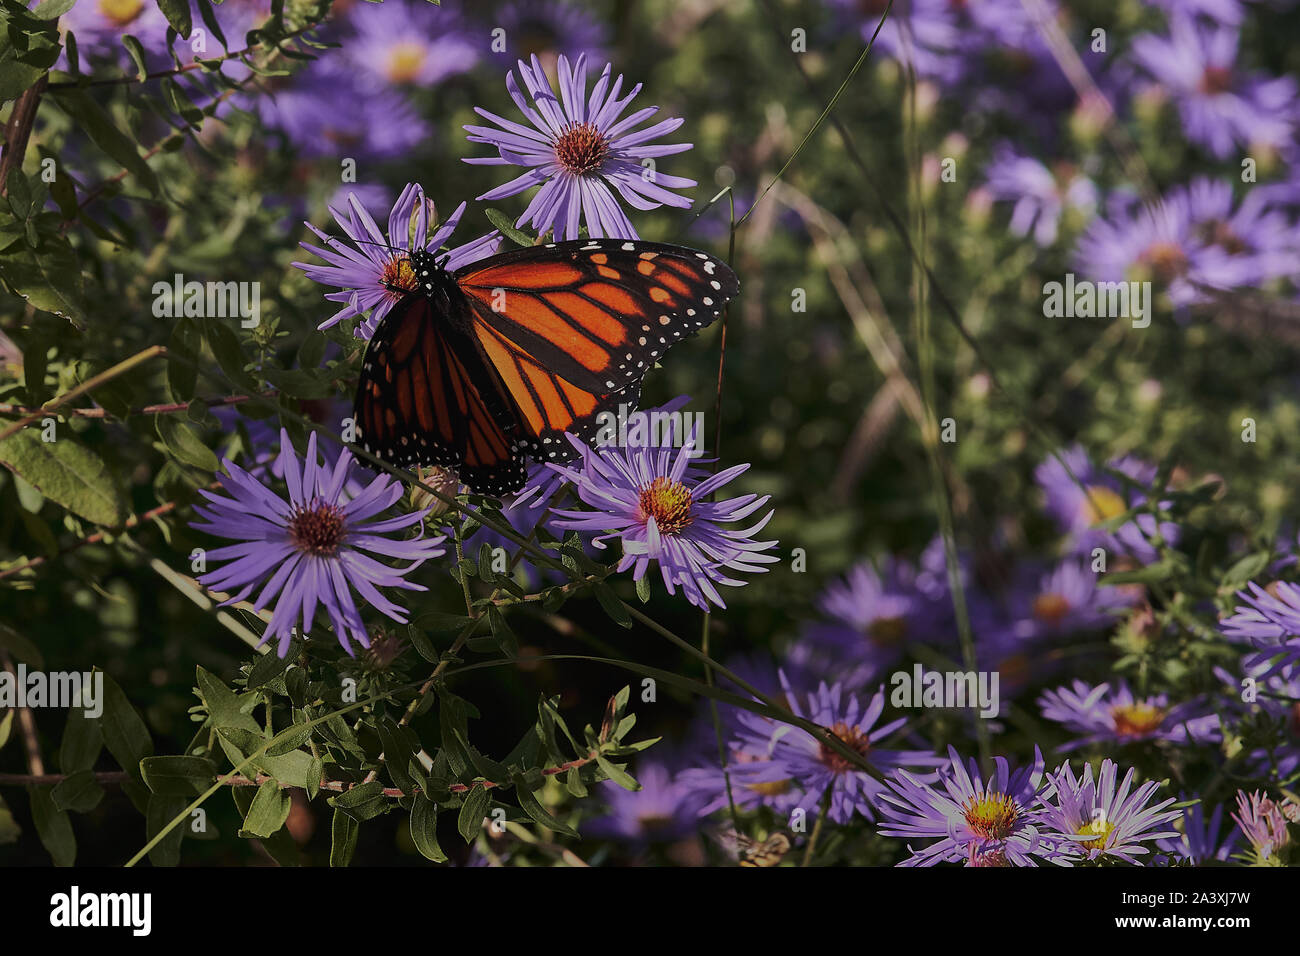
(638, 477, 694, 535)
(818, 722, 872, 774)
(385, 41, 428, 84)
(1139, 240, 1190, 283)
(1032, 593, 1071, 625)
(381, 256, 418, 300)
(555, 121, 610, 176)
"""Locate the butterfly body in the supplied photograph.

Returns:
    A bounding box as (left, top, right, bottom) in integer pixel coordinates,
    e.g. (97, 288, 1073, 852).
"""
(354, 238, 739, 496)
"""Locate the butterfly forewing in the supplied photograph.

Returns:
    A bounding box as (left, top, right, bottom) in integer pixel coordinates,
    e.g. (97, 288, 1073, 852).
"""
(455, 239, 739, 395)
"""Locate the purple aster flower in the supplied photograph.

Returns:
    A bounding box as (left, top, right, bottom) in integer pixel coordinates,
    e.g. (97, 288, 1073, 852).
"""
(1179, 177, 1300, 293)
(464, 54, 696, 240)
(1037, 679, 1221, 749)
(1156, 798, 1241, 864)
(583, 761, 704, 845)
(984, 146, 1097, 246)
(1035, 444, 1179, 563)
(190, 429, 446, 656)
(1151, 0, 1245, 24)
(1219, 579, 1300, 677)
(491, 0, 610, 64)
(58, 0, 170, 64)
(546, 427, 779, 611)
(728, 676, 944, 825)
(343, 0, 479, 88)
(294, 184, 502, 339)
(876, 745, 1052, 867)
(1131, 12, 1298, 158)
(1037, 759, 1181, 865)
(256, 56, 431, 162)
(1000, 559, 1135, 642)
(793, 551, 955, 687)
(1231, 790, 1293, 863)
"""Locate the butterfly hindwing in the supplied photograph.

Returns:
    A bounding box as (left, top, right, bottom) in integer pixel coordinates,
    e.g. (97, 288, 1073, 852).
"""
(354, 295, 528, 496)
(454, 238, 739, 395)
(467, 297, 641, 464)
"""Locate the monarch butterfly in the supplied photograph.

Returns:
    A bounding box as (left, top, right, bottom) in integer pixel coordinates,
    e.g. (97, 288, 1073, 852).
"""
(354, 237, 740, 496)
(710, 827, 792, 867)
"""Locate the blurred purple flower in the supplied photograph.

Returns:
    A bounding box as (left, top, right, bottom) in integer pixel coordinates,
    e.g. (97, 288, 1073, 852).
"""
(491, 0, 610, 64)
(1038, 679, 1221, 749)
(729, 676, 944, 825)
(294, 184, 501, 339)
(1156, 798, 1241, 864)
(1000, 559, 1134, 642)
(1035, 444, 1179, 563)
(464, 54, 695, 240)
(1131, 12, 1298, 158)
(191, 429, 446, 656)
(256, 56, 431, 162)
(583, 761, 704, 845)
(984, 146, 1097, 246)
(1219, 579, 1300, 677)
(1037, 759, 1181, 865)
(343, 0, 479, 88)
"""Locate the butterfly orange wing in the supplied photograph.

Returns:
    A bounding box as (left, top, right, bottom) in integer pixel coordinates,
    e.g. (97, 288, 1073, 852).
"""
(454, 238, 739, 397)
(354, 295, 528, 495)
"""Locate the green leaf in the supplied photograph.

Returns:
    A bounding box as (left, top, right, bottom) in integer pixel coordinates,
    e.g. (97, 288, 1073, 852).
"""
(328, 780, 389, 822)
(0, 236, 87, 328)
(196, 665, 261, 732)
(0, 429, 127, 526)
(98, 670, 153, 784)
(52, 90, 160, 195)
(120, 34, 148, 82)
(146, 794, 187, 866)
(0, 622, 44, 668)
(592, 582, 632, 628)
(595, 755, 639, 791)
(0, 793, 19, 845)
(376, 717, 416, 794)
(204, 320, 259, 392)
(28, 785, 75, 865)
(635, 573, 651, 603)
(156, 415, 219, 472)
(515, 777, 577, 838)
(0, 710, 12, 752)
(59, 706, 103, 774)
(410, 797, 447, 862)
(329, 807, 359, 867)
(156, 0, 193, 38)
(1222, 552, 1270, 589)
(457, 783, 490, 842)
(484, 208, 534, 247)
(141, 756, 217, 797)
(51, 770, 104, 813)
(241, 779, 290, 838)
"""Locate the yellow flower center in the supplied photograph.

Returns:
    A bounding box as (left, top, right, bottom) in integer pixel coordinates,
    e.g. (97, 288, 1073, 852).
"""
(554, 121, 610, 176)
(962, 792, 1019, 841)
(1079, 484, 1126, 526)
(1110, 701, 1165, 736)
(746, 779, 792, 797)
(1032, 592, 1071, 625)
(385, 41, 427, 84)
(381, 256, 418, 300)
(99, 0, 145, 26)
(1077, 816, 1116, 851)
(637, 477, 694, 535)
